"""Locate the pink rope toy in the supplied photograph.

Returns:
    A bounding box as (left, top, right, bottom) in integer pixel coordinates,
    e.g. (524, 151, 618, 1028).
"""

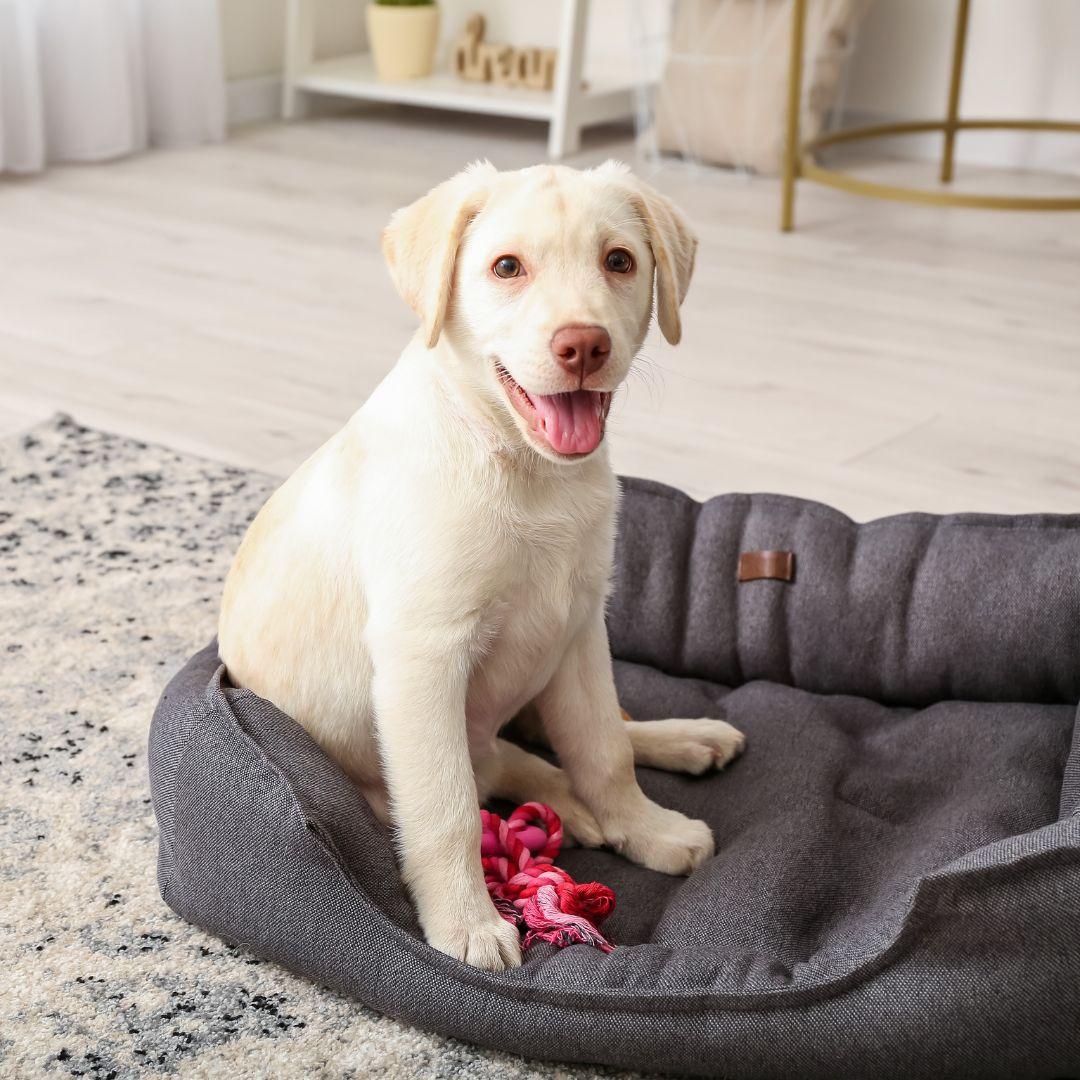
(480, 801, 615, 953)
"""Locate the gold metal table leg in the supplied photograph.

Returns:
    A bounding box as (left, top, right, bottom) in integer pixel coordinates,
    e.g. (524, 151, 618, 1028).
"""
(941, 0, 971, 183)
(781, 0, 807, 232)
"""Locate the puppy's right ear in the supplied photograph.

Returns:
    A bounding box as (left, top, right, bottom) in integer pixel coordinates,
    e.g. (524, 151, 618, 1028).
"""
(382, 161, 497, 349)
(628, 179, 697, 347)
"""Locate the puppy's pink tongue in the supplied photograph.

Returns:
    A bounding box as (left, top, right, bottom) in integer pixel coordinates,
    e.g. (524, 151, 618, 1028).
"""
(531, 391, 603, 455)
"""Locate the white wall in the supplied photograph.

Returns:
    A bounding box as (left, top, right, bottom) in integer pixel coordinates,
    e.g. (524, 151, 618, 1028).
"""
(845, 0, 1080, 169)
(220, 0, 1080, 169)
(220, 0, 367, 80)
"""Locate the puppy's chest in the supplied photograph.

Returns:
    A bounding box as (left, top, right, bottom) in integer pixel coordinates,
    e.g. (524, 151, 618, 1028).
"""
(467, 530, 606, 722)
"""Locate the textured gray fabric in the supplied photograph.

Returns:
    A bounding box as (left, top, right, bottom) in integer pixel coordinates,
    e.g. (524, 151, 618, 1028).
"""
(609, 482, 1080, 707)
(150, 477, 1080, 1078)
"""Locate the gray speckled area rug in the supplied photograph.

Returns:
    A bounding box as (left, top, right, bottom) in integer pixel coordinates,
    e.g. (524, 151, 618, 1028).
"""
(0, 415, 626, 1080)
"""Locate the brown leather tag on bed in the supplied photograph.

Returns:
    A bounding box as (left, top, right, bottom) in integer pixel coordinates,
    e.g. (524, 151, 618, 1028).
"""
(738, 550, 795, 583)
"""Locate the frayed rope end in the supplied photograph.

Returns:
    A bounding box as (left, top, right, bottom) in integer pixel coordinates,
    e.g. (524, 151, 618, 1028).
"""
(482, 802, 616, 954)
(519, 883, 615, 953)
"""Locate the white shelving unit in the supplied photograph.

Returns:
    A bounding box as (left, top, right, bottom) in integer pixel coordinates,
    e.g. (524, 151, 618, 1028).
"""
(282, 0, 640, 159)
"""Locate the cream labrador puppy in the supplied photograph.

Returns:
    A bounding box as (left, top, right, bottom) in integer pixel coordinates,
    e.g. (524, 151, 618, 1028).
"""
(219, 161, 744, 971)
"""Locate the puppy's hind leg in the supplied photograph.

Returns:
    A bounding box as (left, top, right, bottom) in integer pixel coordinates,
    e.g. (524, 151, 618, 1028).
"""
(476, 738, 604, 849)
(624, 715, 745, 776)
(512, 704, 745, 778)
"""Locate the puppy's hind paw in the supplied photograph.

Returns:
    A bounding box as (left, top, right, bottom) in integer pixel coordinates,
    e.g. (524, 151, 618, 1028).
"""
(630, 717, 746, 775)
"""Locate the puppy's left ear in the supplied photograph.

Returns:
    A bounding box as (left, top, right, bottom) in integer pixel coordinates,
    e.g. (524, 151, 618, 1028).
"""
(630, 180, 698, 346)
(382, 161, 497, 348)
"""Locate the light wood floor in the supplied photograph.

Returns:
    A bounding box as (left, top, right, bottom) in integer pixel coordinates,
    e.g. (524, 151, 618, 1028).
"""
(2, 108, 1078, 520)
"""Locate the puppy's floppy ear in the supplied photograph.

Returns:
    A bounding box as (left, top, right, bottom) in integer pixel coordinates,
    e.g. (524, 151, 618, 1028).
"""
(382, 161, 497, 348)
(628, 179, 698, 346)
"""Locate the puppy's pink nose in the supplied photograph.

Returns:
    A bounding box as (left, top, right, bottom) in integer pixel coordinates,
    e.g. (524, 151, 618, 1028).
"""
(550, 324, 611, 380)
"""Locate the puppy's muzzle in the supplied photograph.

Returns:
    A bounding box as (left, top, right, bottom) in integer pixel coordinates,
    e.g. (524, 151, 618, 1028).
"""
(550, 324, 611, 383)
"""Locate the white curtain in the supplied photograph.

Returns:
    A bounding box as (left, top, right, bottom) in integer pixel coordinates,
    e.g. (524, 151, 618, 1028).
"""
(0, 0, 225, 174)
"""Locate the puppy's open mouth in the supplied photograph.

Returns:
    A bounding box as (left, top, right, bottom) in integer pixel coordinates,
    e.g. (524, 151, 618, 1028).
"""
(496, 364, 613, 457)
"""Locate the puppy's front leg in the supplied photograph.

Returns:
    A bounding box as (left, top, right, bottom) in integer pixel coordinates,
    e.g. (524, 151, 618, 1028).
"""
(370, 636, 521, 971)
(537, 612, 715, 875)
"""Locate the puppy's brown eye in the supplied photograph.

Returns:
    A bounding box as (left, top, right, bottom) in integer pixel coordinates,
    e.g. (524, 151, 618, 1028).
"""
(493, 255, 522, 279)
(604, 248, 633, 274)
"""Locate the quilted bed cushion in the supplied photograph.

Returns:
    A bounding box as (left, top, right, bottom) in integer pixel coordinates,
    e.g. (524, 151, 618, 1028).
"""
(150, 478, 1080, 1079)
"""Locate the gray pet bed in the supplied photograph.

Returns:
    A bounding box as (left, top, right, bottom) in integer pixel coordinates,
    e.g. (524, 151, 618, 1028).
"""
(150, 477, 1080, 1079)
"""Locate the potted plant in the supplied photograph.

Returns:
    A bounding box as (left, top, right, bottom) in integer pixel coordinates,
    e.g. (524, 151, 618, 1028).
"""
(367, 0, 440, 82)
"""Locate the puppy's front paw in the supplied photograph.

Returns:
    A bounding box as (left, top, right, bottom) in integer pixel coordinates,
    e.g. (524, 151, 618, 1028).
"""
(424, 907, 522, 971)
(634, 718, 746, 775)
(609, 801, 715, 876)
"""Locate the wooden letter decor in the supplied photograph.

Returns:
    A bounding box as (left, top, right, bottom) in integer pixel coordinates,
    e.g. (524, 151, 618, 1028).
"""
(454, 14, 557, 91)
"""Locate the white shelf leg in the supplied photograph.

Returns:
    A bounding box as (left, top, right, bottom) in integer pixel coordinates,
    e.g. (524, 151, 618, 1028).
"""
(282, 0, 316, 120)
(548, 0, 588, 159)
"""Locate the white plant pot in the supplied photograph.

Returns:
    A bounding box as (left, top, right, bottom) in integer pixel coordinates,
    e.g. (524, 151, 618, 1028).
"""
(366, 4, 440, 82)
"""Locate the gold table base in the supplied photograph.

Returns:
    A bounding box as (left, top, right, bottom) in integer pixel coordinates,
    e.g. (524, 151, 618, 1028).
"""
(780, 0, 1080, 230)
